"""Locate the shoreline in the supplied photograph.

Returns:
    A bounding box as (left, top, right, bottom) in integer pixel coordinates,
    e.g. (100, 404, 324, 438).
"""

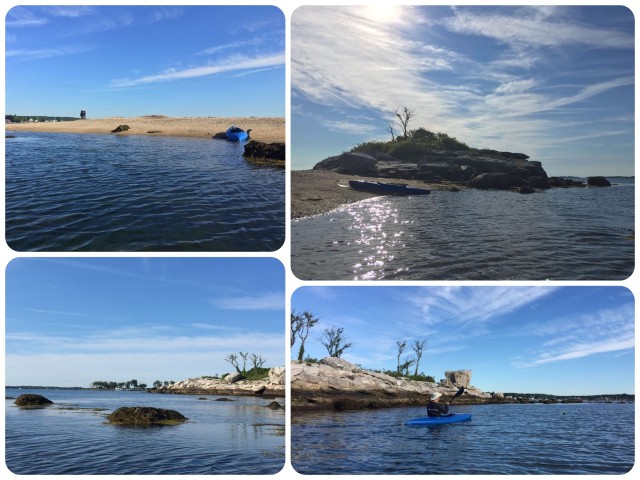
(291, 170, 462, 219)
(7, 115, 285, 143)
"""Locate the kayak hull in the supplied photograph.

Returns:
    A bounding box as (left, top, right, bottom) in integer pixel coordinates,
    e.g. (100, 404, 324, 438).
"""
(226, 126, 248, 142)
(405, 413, 472, 426)
(349, 180, 431, 195)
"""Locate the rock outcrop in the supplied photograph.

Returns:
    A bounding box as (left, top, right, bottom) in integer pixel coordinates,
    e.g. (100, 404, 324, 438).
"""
(156, 367, 285, 398)
(14, 394, 53, 406)
(440, 370, 472, 388)
(313, 149, 551, 190)
(243, 140, 285, 161)
(106, 406, 186, 426)
(291, 357, 490, 412)
(587, 176, 612, 187)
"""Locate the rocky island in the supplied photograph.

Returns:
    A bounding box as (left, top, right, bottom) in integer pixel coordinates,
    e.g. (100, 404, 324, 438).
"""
(291, 357, 502, 412)
(153, 366, 285, 399)
(292, 127, 612, 219)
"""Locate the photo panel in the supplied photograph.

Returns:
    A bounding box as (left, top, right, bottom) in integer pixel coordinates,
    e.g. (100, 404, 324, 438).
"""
(5, 257, 285, 474)
(290, 285, 634, 474)
(290, 5, 634, 280)
(5, 5, 285, 252)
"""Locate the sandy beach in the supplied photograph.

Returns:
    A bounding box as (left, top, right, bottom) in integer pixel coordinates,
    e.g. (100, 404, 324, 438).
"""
(291, 170, 461, 219)
(7, 115, 285, 143)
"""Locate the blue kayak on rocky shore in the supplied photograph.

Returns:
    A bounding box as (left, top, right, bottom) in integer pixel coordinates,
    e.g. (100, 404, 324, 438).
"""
(226, 126, 250, 142)
(405, 413, 472, 426)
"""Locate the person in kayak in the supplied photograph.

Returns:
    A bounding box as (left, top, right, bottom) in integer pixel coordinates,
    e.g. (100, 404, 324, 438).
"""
(427, 392, 451, 417)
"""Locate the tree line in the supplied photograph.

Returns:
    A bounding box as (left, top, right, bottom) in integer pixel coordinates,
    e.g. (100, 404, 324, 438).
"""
(6, 115, 78, 123)
(291, 310, 434, 382)
(224, 352, 270, 381)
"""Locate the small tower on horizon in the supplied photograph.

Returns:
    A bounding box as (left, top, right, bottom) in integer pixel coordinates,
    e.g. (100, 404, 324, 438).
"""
(80, 109, 86, 120)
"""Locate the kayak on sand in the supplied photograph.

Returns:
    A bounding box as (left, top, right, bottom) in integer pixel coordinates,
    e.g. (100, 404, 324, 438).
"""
(405, 413, 472, 426)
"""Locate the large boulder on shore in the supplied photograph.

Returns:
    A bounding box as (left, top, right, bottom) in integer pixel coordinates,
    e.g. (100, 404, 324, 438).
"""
(106, 407, 186, 425)
(224, 372, 244, 384)
(14, 394, 53, 406)
(313, 152, 378, 176)
(440, 370, 472, 388)
(269, 367, 285, 385)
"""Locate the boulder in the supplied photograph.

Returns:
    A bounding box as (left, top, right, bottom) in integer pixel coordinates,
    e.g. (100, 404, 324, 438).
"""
(266, 401, 283, 410)
(441, 370, 472, 388)
(313, 152, 378, 176)
(470, 172, 514, 189)
(107, 407, 186, 425)
(14, 394, 53, 406)
(549, 177, 585, 187)
(111, 125, 130, 133)
(243, 140, 285, 161)
(587, 176, 611, 187)
(268, 367, 285, 385)
(224, 372, 244, 384)
(517, 185, 535, 194)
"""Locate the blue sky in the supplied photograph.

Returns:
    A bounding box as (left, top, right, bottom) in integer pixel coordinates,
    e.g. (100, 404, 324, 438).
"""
(292, 5, 635, 176)
(5, 5, 284, 118)
(291, 286, 634, 396)
(5, 258, 285, 387)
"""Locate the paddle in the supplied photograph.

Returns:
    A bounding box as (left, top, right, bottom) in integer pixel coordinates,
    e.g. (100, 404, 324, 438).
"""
(447, 386, 466, 404)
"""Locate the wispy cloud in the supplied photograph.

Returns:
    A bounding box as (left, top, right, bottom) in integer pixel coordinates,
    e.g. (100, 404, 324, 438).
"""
(147, 7, 184, 23)
(6, 46, 92, 60)
(23, 308, 85, 317)
(6, 7, 48, 27)
(212, 292, 284, 310)
(441, 9, 634, 50)
(513, 303, 634, 367)
(110, 53, 284, 88)
(406, 286, 558, 325)
(46, 6, 95, 18)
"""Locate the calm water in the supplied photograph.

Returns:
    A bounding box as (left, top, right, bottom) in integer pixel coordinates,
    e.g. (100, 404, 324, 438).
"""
(5, 132, 284, 251)
(292, 178, 634, 280)
(292, 403, 634, 474)
(5, 388, 284, 474)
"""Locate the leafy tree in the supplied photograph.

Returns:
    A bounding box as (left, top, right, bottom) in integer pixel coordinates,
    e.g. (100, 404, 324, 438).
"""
(153, 380, 162, 388)
(320, 327, 352, 358)
(292, 310, 319, 361)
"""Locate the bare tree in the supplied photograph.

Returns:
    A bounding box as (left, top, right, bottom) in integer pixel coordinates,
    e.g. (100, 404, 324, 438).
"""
(292, 310, 320, 361)
(395, 106, 415, 138)
(321, 327, 353, 358)
(239, 352, 249, 374)
(396, 340, 407, 375)
(225, 353, 241, 373)
(250, 353, 266, 370)
(413, 339, 426, 376)
(384, 119, 396, 141)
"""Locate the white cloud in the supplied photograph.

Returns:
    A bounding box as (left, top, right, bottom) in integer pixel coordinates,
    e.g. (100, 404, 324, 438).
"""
(6, 7, 48, 27)
(111, 53, 284, 88)
(212, 292, 284, 310)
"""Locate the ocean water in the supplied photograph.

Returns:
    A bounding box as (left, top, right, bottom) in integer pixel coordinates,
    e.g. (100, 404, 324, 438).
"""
(292, 178, 634, 280)
(5, 388, 284, 474)
(292, 403, 634, 475)
(5, 132, 284, 251)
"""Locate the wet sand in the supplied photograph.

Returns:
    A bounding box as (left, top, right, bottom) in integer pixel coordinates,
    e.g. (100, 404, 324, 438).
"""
(7, 115, 285, 143)
(292, 170, 461, 219)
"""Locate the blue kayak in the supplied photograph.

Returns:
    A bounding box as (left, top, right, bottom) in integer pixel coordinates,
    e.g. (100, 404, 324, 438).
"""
(349, 180, 431, 196)
(405, 414, 472, 426)
(226, 126, 248, 142)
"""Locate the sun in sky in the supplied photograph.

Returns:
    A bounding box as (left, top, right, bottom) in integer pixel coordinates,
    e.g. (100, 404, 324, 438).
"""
(291, 5, 634, 177)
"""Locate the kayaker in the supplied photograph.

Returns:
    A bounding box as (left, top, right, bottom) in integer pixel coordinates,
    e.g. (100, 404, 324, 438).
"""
(427, 392, 450, 417)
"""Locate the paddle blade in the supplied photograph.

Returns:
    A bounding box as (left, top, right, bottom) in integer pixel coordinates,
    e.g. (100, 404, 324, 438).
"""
(453, 386, 465, 399)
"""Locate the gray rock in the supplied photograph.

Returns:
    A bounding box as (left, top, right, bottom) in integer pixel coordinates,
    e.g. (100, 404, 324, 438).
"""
(587, 176, 611, 187)
(224, 372, 244, 384)
(14, 394, 53, 406)
(106, 406, 186, 425)
(470, 172, 514, 189)
(313, 152, 378, 176)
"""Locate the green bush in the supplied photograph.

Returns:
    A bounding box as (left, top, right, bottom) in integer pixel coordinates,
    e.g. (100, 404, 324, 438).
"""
(244, 367, 270, 381)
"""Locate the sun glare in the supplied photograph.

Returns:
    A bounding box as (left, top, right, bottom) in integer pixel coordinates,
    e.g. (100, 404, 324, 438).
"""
(364, 5, 398, 22)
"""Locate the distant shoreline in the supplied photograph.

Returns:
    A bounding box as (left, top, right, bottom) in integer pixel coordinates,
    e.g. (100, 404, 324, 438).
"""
(6, 115, 285, 143)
